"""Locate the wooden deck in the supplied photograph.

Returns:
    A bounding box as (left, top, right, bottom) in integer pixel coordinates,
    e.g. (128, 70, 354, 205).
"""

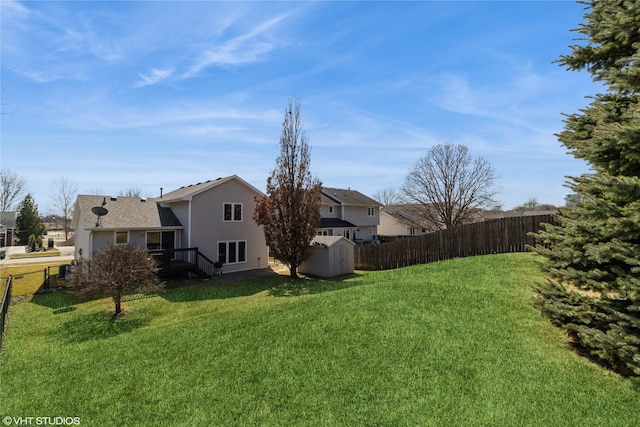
(149, 248, 218, 278)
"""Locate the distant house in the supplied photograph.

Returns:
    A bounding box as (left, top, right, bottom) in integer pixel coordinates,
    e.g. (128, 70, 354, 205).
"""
(318, 187, 382, 244)
(299, 236, 355, 278)
(378, 205, 433, 239)
(72, 175, 269, 275)
(0, 211, 16, 247)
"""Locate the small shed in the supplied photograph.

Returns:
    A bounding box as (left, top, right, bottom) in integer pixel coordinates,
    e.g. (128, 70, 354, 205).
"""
(299, 236, 355, 278)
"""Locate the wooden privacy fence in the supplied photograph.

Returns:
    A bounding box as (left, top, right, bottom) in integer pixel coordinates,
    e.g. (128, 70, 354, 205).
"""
(355, 214, 556, 271)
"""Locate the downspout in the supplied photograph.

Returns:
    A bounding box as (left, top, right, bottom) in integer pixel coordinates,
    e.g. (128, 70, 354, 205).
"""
(187, 199, 192, 248)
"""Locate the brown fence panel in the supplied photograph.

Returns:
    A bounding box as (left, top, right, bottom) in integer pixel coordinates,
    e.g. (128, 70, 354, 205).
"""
(355, 214, 555, 270)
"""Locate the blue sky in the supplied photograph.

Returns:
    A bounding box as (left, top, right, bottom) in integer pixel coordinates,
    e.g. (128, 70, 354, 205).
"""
(1, 0, 596, 212)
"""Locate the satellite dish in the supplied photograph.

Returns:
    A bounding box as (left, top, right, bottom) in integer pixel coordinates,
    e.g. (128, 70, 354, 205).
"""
(91, 205, 109, 227)
(91, 206, 108, 217)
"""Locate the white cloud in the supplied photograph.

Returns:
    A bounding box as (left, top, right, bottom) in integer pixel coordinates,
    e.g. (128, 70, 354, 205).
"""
(135, 68, 175, 88)
(180, 13, 291, 79)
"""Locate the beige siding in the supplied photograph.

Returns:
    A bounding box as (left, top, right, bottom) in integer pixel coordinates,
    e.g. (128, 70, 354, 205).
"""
(74, 213, 92, 261)
(187, 179, 268, 273)
(166, 201, 190, 248)
(92, 230, 114, 252)
(379, 212, 411, 236)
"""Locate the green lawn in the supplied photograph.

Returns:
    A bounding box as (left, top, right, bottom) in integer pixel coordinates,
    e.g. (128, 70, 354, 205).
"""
(1, 253, 638, 426)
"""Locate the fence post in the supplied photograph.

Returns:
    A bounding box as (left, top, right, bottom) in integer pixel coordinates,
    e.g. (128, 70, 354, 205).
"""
(1, 275, 13, 349)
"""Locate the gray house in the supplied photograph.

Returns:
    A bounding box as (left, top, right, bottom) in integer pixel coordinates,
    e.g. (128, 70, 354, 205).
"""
(72, 175, 269, 275)
(318, 187, 382, 244)
(0, 211, 16, 247)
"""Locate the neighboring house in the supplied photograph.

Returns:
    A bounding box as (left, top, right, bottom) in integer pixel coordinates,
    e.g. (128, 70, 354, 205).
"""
(299, 236, 355, 278)
(72, 175, 269, 275)
(318, 187, 382, 244)
(0, 211, 16, 247)
(378, 205, 433, 239)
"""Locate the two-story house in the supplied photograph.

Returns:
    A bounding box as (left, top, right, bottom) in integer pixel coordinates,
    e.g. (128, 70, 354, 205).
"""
(71, 175, 269, 275)
(317, 187, 382, 244)
(378, 205, 433, 240)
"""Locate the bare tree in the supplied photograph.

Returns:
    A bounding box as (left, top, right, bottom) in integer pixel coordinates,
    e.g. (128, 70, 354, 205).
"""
(69, 244, 163, 315)
(0, 170, 27, 212)
(401, 143, 499, 229)
(253, 97, 322, 278)
(118, 187, 144, 197)
(372, 187, 403, 206)
(50, 177, 78, 240)
(513, 197, 556, 212)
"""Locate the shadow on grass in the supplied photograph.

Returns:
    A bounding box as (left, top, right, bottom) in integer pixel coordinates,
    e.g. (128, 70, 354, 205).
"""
(161, 268, 366, 303)
(54, 310, 153, 343)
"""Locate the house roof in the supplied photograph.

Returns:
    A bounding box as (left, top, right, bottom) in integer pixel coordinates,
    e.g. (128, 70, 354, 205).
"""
(319, 218, 356, 229)
(311, 235, 356, 248)
(160, 175, 264, 203)
(321, 187, 382, 207)
(380, 204, 437, 230)
(73, 195, 182, 230)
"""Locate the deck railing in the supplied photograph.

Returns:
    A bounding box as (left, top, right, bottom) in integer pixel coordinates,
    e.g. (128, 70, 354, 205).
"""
(148, 247, 218, 277)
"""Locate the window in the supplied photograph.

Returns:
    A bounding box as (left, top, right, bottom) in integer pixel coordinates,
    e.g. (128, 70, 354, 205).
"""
(115, 231, 129, 244)
(328, 206, 334, 214)
(147, 232, 161, 250)
(367, 207, 375, 216)
(408, 227, 416, 235)
(146, 231, 175, 250)
(218, 240, 247, 264)
(223, 203, 243, 221)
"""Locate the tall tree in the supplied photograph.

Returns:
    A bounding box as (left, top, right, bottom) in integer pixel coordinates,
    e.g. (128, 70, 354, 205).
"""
(0, 170, 26, 212)
(401, 143, 499, 229)
(253, 97, 322, 278)
(372, 187, 403, 206)
(118, 187, 144, 197)
(533, 0, 640, 376)
(50, 176, 78, 240)
(15, 194, 46, 249)
(69, 243, 162, 315)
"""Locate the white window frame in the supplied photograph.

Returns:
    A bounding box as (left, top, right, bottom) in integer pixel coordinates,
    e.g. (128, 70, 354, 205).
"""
(217, 240, 247, 264)
(367, 207, 375, 216)
(223, 203, 243, 222)
(328, 205, 334, 214)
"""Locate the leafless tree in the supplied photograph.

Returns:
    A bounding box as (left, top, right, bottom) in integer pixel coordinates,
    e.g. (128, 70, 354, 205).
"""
(254, 97, 322, 278)
(513, 197, 556, 212)
(0, 170, 27, 212)
(372, 187, 403, 206)
(50, 177, 78, 240)
(401, 143, 499, 229)
(118, 187, 144, 197)
(69, 243, 163, 315)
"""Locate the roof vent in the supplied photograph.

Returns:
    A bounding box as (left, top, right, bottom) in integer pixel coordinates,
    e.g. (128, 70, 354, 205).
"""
(110, 197, 117, 202)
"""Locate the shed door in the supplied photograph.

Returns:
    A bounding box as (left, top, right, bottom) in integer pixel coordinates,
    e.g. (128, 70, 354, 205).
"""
(335, 245, 347, 276)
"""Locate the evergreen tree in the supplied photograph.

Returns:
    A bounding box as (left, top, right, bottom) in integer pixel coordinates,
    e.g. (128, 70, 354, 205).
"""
(533, 0, 640, 376)
(15, 194, 46, 249)
(253, 97, 322, 278)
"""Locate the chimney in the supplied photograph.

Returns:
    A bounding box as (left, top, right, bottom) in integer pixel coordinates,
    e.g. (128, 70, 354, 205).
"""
(160, 187, 163, 198)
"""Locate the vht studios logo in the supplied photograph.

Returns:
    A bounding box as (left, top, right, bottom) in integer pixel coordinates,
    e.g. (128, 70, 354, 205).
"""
(2, 417, 81, 426)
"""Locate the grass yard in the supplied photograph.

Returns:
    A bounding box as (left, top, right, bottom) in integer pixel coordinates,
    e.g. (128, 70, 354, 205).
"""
(0, 260, 71, 296)
(1, 253, 638, 426)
